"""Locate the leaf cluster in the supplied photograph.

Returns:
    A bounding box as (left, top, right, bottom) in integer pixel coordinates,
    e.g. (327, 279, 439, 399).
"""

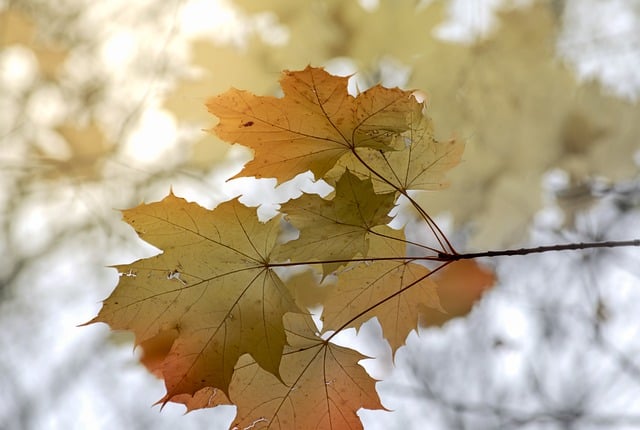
(88, 66, 494, 429)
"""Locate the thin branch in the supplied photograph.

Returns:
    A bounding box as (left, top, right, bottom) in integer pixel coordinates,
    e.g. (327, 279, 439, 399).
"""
(270, 240, 640, 269)
(438, 239, 640, 261)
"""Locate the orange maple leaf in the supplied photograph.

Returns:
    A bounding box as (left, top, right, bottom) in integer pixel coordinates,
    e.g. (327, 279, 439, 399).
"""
(207, 65, 423, 183)
(168, 314, 384, 430)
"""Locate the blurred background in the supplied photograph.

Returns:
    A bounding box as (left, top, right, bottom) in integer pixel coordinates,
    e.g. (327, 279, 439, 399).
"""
(2, 0, 640, 428)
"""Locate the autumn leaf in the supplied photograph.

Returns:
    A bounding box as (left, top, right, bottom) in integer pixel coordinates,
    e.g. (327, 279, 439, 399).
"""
(207, 65, 423, 182)
(138, 327, 180, 379)
(283, 268, 327, 311)
(330, 113, 464, 192)
(171, 313, 383, 430)
(420, 260, 496, 327)
(276, 170, 396, 276)
(87, 193, 299, 397)
(321, 227, 443, 354)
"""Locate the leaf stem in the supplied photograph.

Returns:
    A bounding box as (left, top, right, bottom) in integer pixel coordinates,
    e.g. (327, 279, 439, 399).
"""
(401, 190, 457, 255)
(348, 147, 455, 254)
(324, 261, 451, 343)
(267, 255, 443, 269)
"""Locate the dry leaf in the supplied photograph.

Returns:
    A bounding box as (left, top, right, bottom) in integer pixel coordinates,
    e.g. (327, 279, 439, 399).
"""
(88, 193, 299, 396)
(207, 66, 423, 182)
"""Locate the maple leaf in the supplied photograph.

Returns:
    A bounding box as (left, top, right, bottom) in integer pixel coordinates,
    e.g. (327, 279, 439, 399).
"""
(330, 113, 464, 193)
(283, 268, 327, 311)
(420, 260, 496, 327)
(276, 170, 396, 276)
(87, 193, 299, 397)
(207, 65, 423, 182)
(321, 227, 443, 354)
(171, 313, 384, 430)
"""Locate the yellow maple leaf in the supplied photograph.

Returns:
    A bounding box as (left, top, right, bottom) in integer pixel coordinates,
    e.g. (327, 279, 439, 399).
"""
(321, 227, 443, 354)
(330, 113, 464, 192)
(87, 193, 299, 397)
(277, 170, 396, 276)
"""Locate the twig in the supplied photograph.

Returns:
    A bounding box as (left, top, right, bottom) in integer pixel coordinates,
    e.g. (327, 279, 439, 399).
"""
(438, 240, 640, 261)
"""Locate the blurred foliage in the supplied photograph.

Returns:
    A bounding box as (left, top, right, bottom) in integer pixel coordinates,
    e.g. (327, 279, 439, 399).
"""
(164, 0, 640, 248)
(1, 0, 640, 428)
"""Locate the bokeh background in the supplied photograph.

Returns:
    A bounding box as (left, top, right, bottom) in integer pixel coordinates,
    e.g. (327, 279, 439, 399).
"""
(2, 0, 640, 428)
